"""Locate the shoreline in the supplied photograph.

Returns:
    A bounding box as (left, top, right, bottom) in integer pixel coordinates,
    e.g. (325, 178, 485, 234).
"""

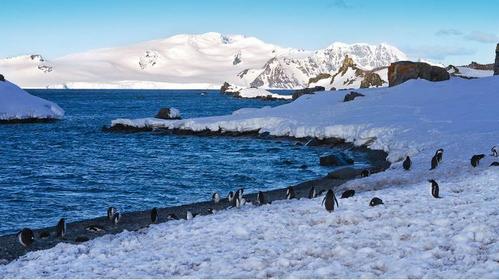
(0, 132, 389, 263)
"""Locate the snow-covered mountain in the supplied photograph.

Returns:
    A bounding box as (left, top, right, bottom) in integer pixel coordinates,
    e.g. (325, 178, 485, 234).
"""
(0, 32, 407, 89)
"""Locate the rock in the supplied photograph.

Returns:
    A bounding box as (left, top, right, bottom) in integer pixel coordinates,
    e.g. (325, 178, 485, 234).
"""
(292, 86, 325, 100)
(467, 61, 494, 71)
(155, 108, 181, 120)
(343, 91, 365, 102)
(326, 167, 359, 179)
(495, 44, 499, 75)
(0, 74, 4, 82)
(360, 71, 384, 88)
(220, 82, 231, 93)
(320, 153, 354, 166)
(388, 61, 450, 87)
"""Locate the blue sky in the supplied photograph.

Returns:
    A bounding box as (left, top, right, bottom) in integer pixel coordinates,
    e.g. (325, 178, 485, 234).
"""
(1, 0, 498, 64)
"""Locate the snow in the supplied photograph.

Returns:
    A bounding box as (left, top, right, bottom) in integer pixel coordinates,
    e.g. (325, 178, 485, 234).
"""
(2, 76, 499, 277)
(0, 80, 64, 121)
(168, 107, 181, 119)
(238, 88, 292, 100)
(455, 66, 494, 78)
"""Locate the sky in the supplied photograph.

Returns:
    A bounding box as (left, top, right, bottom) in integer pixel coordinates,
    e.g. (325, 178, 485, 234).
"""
(0, 0, 498, 65)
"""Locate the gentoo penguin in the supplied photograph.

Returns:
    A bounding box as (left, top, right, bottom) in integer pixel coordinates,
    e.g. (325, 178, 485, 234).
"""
(308, 187, 317, 199)
(112, 212, 121, 225)
(403, 156, 411, 171)
(227, 191, 235, 203)
(166, 213, 179, 220)
(235, 188, 244, 200)
(235, 197, 246, 208)
(322, 190, 339, 212)
(428, 179, 440, 198)
(435, 149, 444, 163)
(490, 161, 499, 166)
(492, 146, 498, 157)
(470, 154, 485, 167)
(286, 187, 296, 200)
(256, 191, 266, 205)
(17, 228, 34, 247)
(151, 207, 158, 224)
(212, 192, 221, 204)
(56, 218, 66, 238)
(75, 236, 89, 243)
(369, 197, 383, 207)
(340, 189, 355, 199)
(107, 207, 117, 221)
(186, 211, 194, 220)
(430, 155, 439, 170)
(360, 169, 370, 177)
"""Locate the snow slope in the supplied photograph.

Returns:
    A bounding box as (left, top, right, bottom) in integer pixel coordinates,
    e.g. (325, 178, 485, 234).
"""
(237, 88, 292, 100)
(0, 80, 64, 121)
(0, 33, 407, 89)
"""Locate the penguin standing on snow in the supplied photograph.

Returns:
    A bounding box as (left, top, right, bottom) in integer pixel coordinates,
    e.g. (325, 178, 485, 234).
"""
(212, 192, 220, 204)
(256, 191, 266, 205)
(340, 189, 355, 199)
(107, 207, 117, 221)
(235, 189, 244, 200)
(56, 218, 66, 238)
(308, 187, 317, 199)
(151, 207, 158, 224)
(186, 211, 198, 220)
(227, 191, 235, 203)
(435, 149, 444, 163)
(430, 155, 439, 170)
(322, 189, 339, 212)
(369, 197, 384, 207)
(491, 146, 498, 157)
(17, 228, 34, 247)
(286, 187, 296, 199)
(403, 156, 411, 171)
(470, 154, 485, 167)
(428, 179, 440, 198)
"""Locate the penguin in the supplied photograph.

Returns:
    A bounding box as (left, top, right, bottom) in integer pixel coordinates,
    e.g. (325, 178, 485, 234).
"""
(308, 187, 317, 199)
(166, 213, 179, 220)
(212, 192, 221, 204)
(112, 212, 121, 225)
(428, 179, 440, 198)
(286, 187, 296, 200)
(491, 146, 497, 157)
(256, 191, 266, 205)
(39, 231, 50, 239)
(107, 207, 117, 221)
(56, 218, 66, 238)
(322, 190, 339, 212)
(75, 236, 89, 243)
(186, 211, 196, 220)
(470, 154, 485, 167)
(235, 197, 247, 208)
(369, 197, 384, 207)
(17, 228, 34, 247)
(360, 169, 370, 177)
(435, 149, 444, 163)
(207, 208, 217, 214)
(235, 188, 244, 200)
(85, 225, 104, 233)
(227, 191, 235, 203)
(150, 207, 158, 224)
(430, 155, 438, 170)
(340, 189, 355, 199)
(490, 161, 499, 166)
(403, 156, 411, 171)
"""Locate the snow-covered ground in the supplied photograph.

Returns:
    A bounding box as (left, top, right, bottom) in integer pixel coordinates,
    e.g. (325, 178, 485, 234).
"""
(0, 80, 64, 121)
(237, 88, 292, 100)
(2, 76, 498, 277)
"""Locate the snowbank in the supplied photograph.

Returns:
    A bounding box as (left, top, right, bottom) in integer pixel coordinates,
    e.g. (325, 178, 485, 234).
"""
(0, 80, 64, 121)
(238, 88, 292, 100)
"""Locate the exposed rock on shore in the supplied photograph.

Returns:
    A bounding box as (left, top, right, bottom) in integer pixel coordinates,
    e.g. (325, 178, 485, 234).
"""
(319, 153, 354, 166)
(155, 108, 181, 120)
(495, 43, 499, 75)
(343, 91, 365, 102)
(388, 61, 449, 87)
(291, 86, 325, 100)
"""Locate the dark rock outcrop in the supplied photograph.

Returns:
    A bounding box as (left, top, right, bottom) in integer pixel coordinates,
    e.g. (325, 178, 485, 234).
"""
(220, 82, 231, 93)
(320, 153, 354, 166)
(467, 61, 494, 71)
(343, 91, 365, 102)
(388, 61, 450, 87)
(155, 108, 181, 120)
(360, 71, 384, 88)
(495, 43, 499, 75)
(291, 86, 325, 100)
(0, 74, 4, 82)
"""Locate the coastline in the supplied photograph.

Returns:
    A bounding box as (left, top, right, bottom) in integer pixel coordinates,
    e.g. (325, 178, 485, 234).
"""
(0, 132, 389, 263)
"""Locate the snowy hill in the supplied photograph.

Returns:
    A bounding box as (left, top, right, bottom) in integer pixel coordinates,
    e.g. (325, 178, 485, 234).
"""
(0, 33, 407, 89)
(0, 78, 64, 122)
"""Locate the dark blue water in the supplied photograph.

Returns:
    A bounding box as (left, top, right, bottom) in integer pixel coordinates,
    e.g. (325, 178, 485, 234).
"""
(0, 89, 368, 235)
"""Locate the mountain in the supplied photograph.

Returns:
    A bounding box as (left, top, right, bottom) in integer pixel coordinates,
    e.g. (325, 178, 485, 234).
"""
(0, 32, 407, 89)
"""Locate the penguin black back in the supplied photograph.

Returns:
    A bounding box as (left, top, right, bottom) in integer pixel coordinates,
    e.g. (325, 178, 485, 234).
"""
(491, 146, 497, 157)
(227, 191, 235, 202)
(340, 189, 355, 199)
(56, 218, 66, 238)
(428, 179, 440, 198)
(212, 192, 220, 204)
(430, 155, 438, 170)
(369, 197, 383, 207)
(360, 169, 370, 177)
(112, 212, 121, 225)
(403, 156, 411, 171)
(107, 207, 117, 221)
(435, 149, 444, 162)
(470, 154, 485, 167)
(308, 187, 316, 199)
(17, 228, 34, 247)
(286, 187, 296, 199)
(151, 207, 158, 224)
(256, 191, 266, 205)
(322, 189, 339, 212)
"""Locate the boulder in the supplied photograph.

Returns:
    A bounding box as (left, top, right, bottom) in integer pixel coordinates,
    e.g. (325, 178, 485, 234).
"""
(220, 82, 231, 93)
(0, 74, 4, 82)
(292, 86, 325, 100)
(388, 61, 450, 87)
(343, 91, 365, 102)
(155, 108, 181, 120)
(495, 44, 499, 75)
(320, 153, 354, 166)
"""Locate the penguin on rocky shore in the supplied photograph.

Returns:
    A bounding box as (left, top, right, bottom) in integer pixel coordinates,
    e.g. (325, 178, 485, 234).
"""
(151, 208, 158, 224)
(308, 187, 317, 199)
(212, 192, 221, 204)
(256, 191, 266, 205)
(112, 212, 121, 225)
(360, 169, 370, 177)
(107, 207, 117, 221)
(17, 228, 34, 247)
(56, 218, 66, 238)
(286, 187, 296, 199)
(322, 189, 339, 212)
(227, 191, 235, 203)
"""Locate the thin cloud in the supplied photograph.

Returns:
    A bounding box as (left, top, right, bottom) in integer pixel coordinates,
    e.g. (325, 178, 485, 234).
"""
(464, 31, 499, 43)
(327, 0, 352, 9)
(404, 45, 476, 60)
(435, 29, 463, 36)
